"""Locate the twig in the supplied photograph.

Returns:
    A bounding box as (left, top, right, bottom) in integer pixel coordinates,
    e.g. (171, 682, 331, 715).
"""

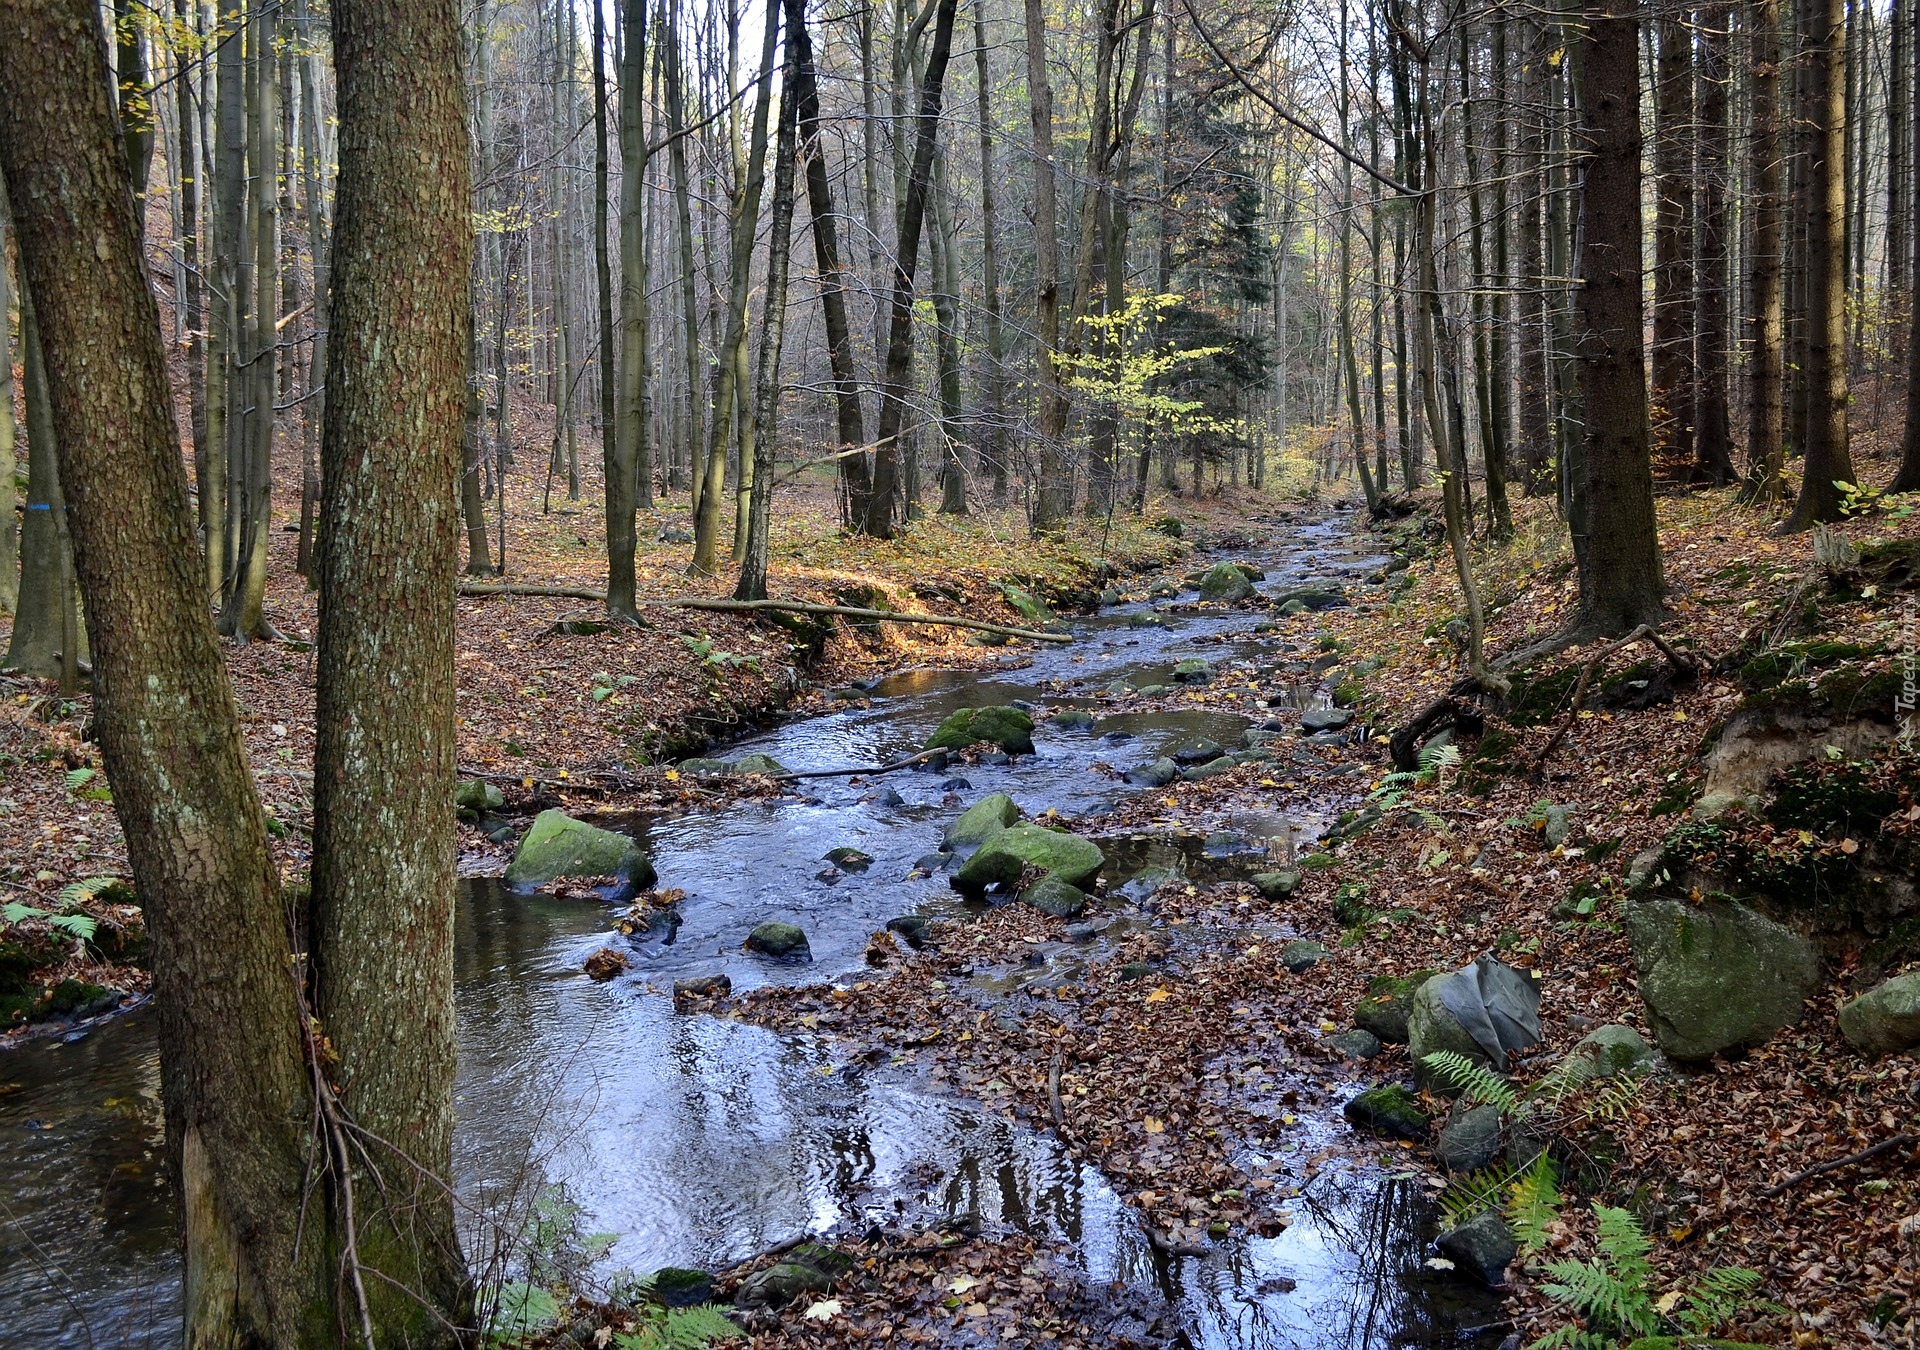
(774, 748, 950, 781)
(1756, 1133, 1916, 1199)
(1530, 625, 1698, 777)
(1048, 1051, 1066, 1130)
(456, 582, 1074, 643)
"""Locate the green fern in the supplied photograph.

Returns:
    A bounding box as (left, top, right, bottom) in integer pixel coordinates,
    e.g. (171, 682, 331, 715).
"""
(1420, 1050, 1522, 1114)
(1529, 1330, 1613, 1350)
(1419, 741, 1463, 775)
(614, 1304, 739, 1350)
(1506, 1152, 1562, 1256)
(1677, 1266, 1776, 1338)
(1534, 1205, 1659, 1345)
(1439, 1159, 1518, 1228)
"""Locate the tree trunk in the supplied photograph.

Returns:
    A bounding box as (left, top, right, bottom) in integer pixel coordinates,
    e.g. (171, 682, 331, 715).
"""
(0, 6, 322, 1342)
(619, 0, 653, 515)
(1572, 0, 1666, 632)
(1745, 0, 1787, 501)
(4, 275, 85, 676)
(205, 11, 244, 604)
(664, 0, 708, 520)
(931, 139, 968, 516)
(1693, 0, 1736, 484)
(1023, 0, 1070, 531)
(1783, 0, 1853, 529)
(593, 0, 632, 607)
(0, 179, 16, 615)
(973, 0, 1009, 504)
(1650, 11, 1696, 470)
(736, 29, 799, 602)
(116, 0, 156, 201)
(312, 0, 475, 1337)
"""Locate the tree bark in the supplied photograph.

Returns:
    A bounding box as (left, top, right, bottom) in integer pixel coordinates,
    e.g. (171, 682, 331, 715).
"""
(1650, 10, 1695, 469)
(1023, 0, 1070, 531)
(0, 5, 322, 1342)
(594, 0, 633, 607)
(1693, 0, 1736, 484)
(1572, 0, 1665, 632)
(312, 0, 475, 1336)
(1783, 0, 1854, 529)
(0, 179, 17, 615)
(1745, 0, 1788, 502)
(619, 0, 653, 514)
(4, 276, 87, 677)
(972, 0, 1009, 504)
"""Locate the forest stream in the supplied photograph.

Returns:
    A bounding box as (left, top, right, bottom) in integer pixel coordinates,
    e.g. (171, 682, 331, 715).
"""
(0, 510, 1505, 1349)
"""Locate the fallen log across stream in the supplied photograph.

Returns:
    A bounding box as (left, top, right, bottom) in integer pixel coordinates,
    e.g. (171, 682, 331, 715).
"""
(456, 581, 1074, 644)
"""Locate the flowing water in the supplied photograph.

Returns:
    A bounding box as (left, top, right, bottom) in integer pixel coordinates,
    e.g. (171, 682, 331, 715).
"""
(0, 509, 1506, 1348)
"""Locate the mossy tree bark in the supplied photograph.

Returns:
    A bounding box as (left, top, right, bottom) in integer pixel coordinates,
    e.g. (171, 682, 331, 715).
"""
(0, 3, 322, 1343)
(311, 0, 475, 1338)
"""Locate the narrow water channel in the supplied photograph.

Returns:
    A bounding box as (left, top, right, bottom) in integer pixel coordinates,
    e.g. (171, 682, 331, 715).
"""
(0, 510, 1506, 1348)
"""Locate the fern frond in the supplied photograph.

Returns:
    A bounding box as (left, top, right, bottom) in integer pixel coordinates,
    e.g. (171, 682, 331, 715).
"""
(1528, 1050, 1599, 1106)
(1582, 1074, 1650, 1124)
(1419, 741, 1464, 776)
(49, 913, 99, 941)
(1421, 1050, 1521, 1113)
(616, 1305, 739, 1350)
(1527, 1328, 1612, 1350)
(1506, 1152, 1561, 1257)
(1440, 1159, 1517, 1227)
(1675, 1266, 1769, 1337)
(1411, 807, 1450, 832)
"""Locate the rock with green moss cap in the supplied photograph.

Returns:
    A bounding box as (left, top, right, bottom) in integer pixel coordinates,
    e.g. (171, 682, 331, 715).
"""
(1353, 970, 1440, 1044)
(1837, 970, 1920, 1055)
(1343, 1084, 1427, 1140)
(998, 584, 1054, 625)
(1279, 939, 1327, 973)
(745, 921, 811, 960)
(505, 810, 655, 889)
(1171, 657, 1214, 683)
(1048, 709, 1097, 731)
(1565, 1024, 1662, 1079)
(733, 752, 788, 776)
(456, 779, 504, 812)
(647, 1267, 713, 1308)
(944, 792, 1022, 848)
(925, 705, 1036, 755)
(1625, 897, 1821, 1059)
(1021, 877, 1087, 919)
(951, 823, 1104, 894)
(1198, 561, 1255, 602)
(1252, 870, 1302, 901)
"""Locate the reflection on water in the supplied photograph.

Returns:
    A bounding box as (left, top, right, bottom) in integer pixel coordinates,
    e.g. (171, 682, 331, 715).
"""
(0, 512, 1495, 1349)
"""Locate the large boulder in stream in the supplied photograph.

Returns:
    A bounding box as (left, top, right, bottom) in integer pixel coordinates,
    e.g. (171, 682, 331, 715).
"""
(943, 792, 1022, 848)
(504, 810, 655, 890)
(925, 705, 1036, 755)
(1625, 897, 1821, 1060)
(951, 823, 1104, 894)
(1197, 562, 1255, 603)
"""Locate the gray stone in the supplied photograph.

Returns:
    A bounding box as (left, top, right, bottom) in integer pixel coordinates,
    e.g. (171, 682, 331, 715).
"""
(1171, 657, 1214, 683)
(1411, 955, 1543, 1087)
(1135, 684, 1170, 697)
(1251, 870, 1302, 901)
(1270, 584, 1349, 612)
(745, 921, 811, 960)
(678, 757, 737, 775)
(1049, 710, 1098, 731)
(1343, 1084, 1427, 1140)
(1353, 971, 1439, 1044)
(950, 823, 1105, 894)
(1180, 756, 1237, 781)
(1198, 561, 1255, 602)
(824, 846, 873, 872)
(1172, 738, 1227, 765)
(504, 810, 655, 889)
(1625, 845, 1669, 889)
(1409, 978, 1497, 1090)
(1128, 612, 1164, 628)
(648, 1268, 714, 1307)
(672, 974, 732, 1000)
(1125, 758, 1179, 788)
(1435, 1104, 1505, 1173)
(1837, 971, 1920, 1055)
(1565, 1024, 1661, 1079)
(944, 792, 1023, 848)
(1279, 939, 1327, 973)
(1543, 804, 1573, 848)
(1435, 1214, 1517, 1286)
(999, 584, 1054, 625)
(1022, 877, 1088, 919)
(456, 779, 505, 812)
(1300, 707, 1355, 734)
(911, 851, 953, 874)
(735, 1244, 853, 1308)
(886, 915, 934, 949)
(1326, 1028, 1382, 1060)
(1625, 897, 1822, 1059)
(733, 753, 788, 776)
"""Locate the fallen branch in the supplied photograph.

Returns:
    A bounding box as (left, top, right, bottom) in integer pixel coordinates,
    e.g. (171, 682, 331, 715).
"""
(774, 748, 950, 781)
(456, 581, 1072, 644)
(1756, 1133, 1916, 1199)
(1531, 625, 1697, 777)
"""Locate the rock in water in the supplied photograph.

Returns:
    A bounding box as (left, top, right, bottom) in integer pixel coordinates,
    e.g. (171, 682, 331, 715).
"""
(1048, 709, 1097, 731)
(1171, 657, 1214, 683)
(1625, 897, 1821, 1059)
(950, 823, 1104, 894)
(504, 810, 655, 889)
(1180, 756, 1237, 782)
(1838, 971, 1920, 1055)
(745, 921, 811, 960)
(943, 792, 1022, 848)
(1124, 758, 1178, 788)
(671, 974, 731, 1001)
(1434, 1104, 1504, 1173)
(925, 704, 1037, 755)
(733, 752, 788, 776)
(1299, 707, 1354, 734)
(886, 915, 934, 949)
(1021, 877, 1087, 918)
(823, 846, 874, 872)
(1435, 1214, 1517, 1286)
(1343, 1084, 1428, 1140)
(1197, 561, 1255, 602)
(1252, 870, 1301, 901)
(1172, 738, 1226, 765)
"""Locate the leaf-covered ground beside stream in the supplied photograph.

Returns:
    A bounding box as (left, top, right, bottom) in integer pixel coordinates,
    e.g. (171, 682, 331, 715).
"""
(702, 487, 1920, 1348)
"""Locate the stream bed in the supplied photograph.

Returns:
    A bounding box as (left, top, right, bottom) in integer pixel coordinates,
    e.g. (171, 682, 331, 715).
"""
(0, 509, 1506, 1349)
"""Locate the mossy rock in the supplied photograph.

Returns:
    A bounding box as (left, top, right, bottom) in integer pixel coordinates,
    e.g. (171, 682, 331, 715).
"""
(745, 921, 811, 960)
(1353, 970, 1440, 1044)
(1503, 663, 1583, 725)
(944, 792, 1022, 848)
(1625, 897, 1822, 1059)
(1021, 877, 1087, 919)
(1251, 870, 1300, 901)
(1736, 639, 1881, 695)
(998, 583, 1055, 625)
(823, 846, 874, 872)
(1838, 970, 1920, 1055)
(733, 753, 788, 776)
(950, 823, 1104, 894)
(1048, 709, 1097, 731)
(1343, 1084, 1428, 1140)
(1279, 939, 1327, 973)
(648, 1267, 714, 1308)
(47, 979, 115, 1018)
(1408, 978, 1498, 1090)
(455, 779, 505, 812)
(925, 705, 1036, 755)
(505, 810, 655, 889)
(1197, 561, 1255, 602)
(1171, 657, 1215, 683)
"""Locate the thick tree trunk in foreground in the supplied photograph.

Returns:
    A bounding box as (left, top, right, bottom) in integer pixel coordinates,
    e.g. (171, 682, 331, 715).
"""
(1572, 0, 1665, 633)
(1783, 0, 1854, 530)
(312, 0, 474, 1338)
(0, 5, 320, 1344)
(0, 181, 16, 615)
